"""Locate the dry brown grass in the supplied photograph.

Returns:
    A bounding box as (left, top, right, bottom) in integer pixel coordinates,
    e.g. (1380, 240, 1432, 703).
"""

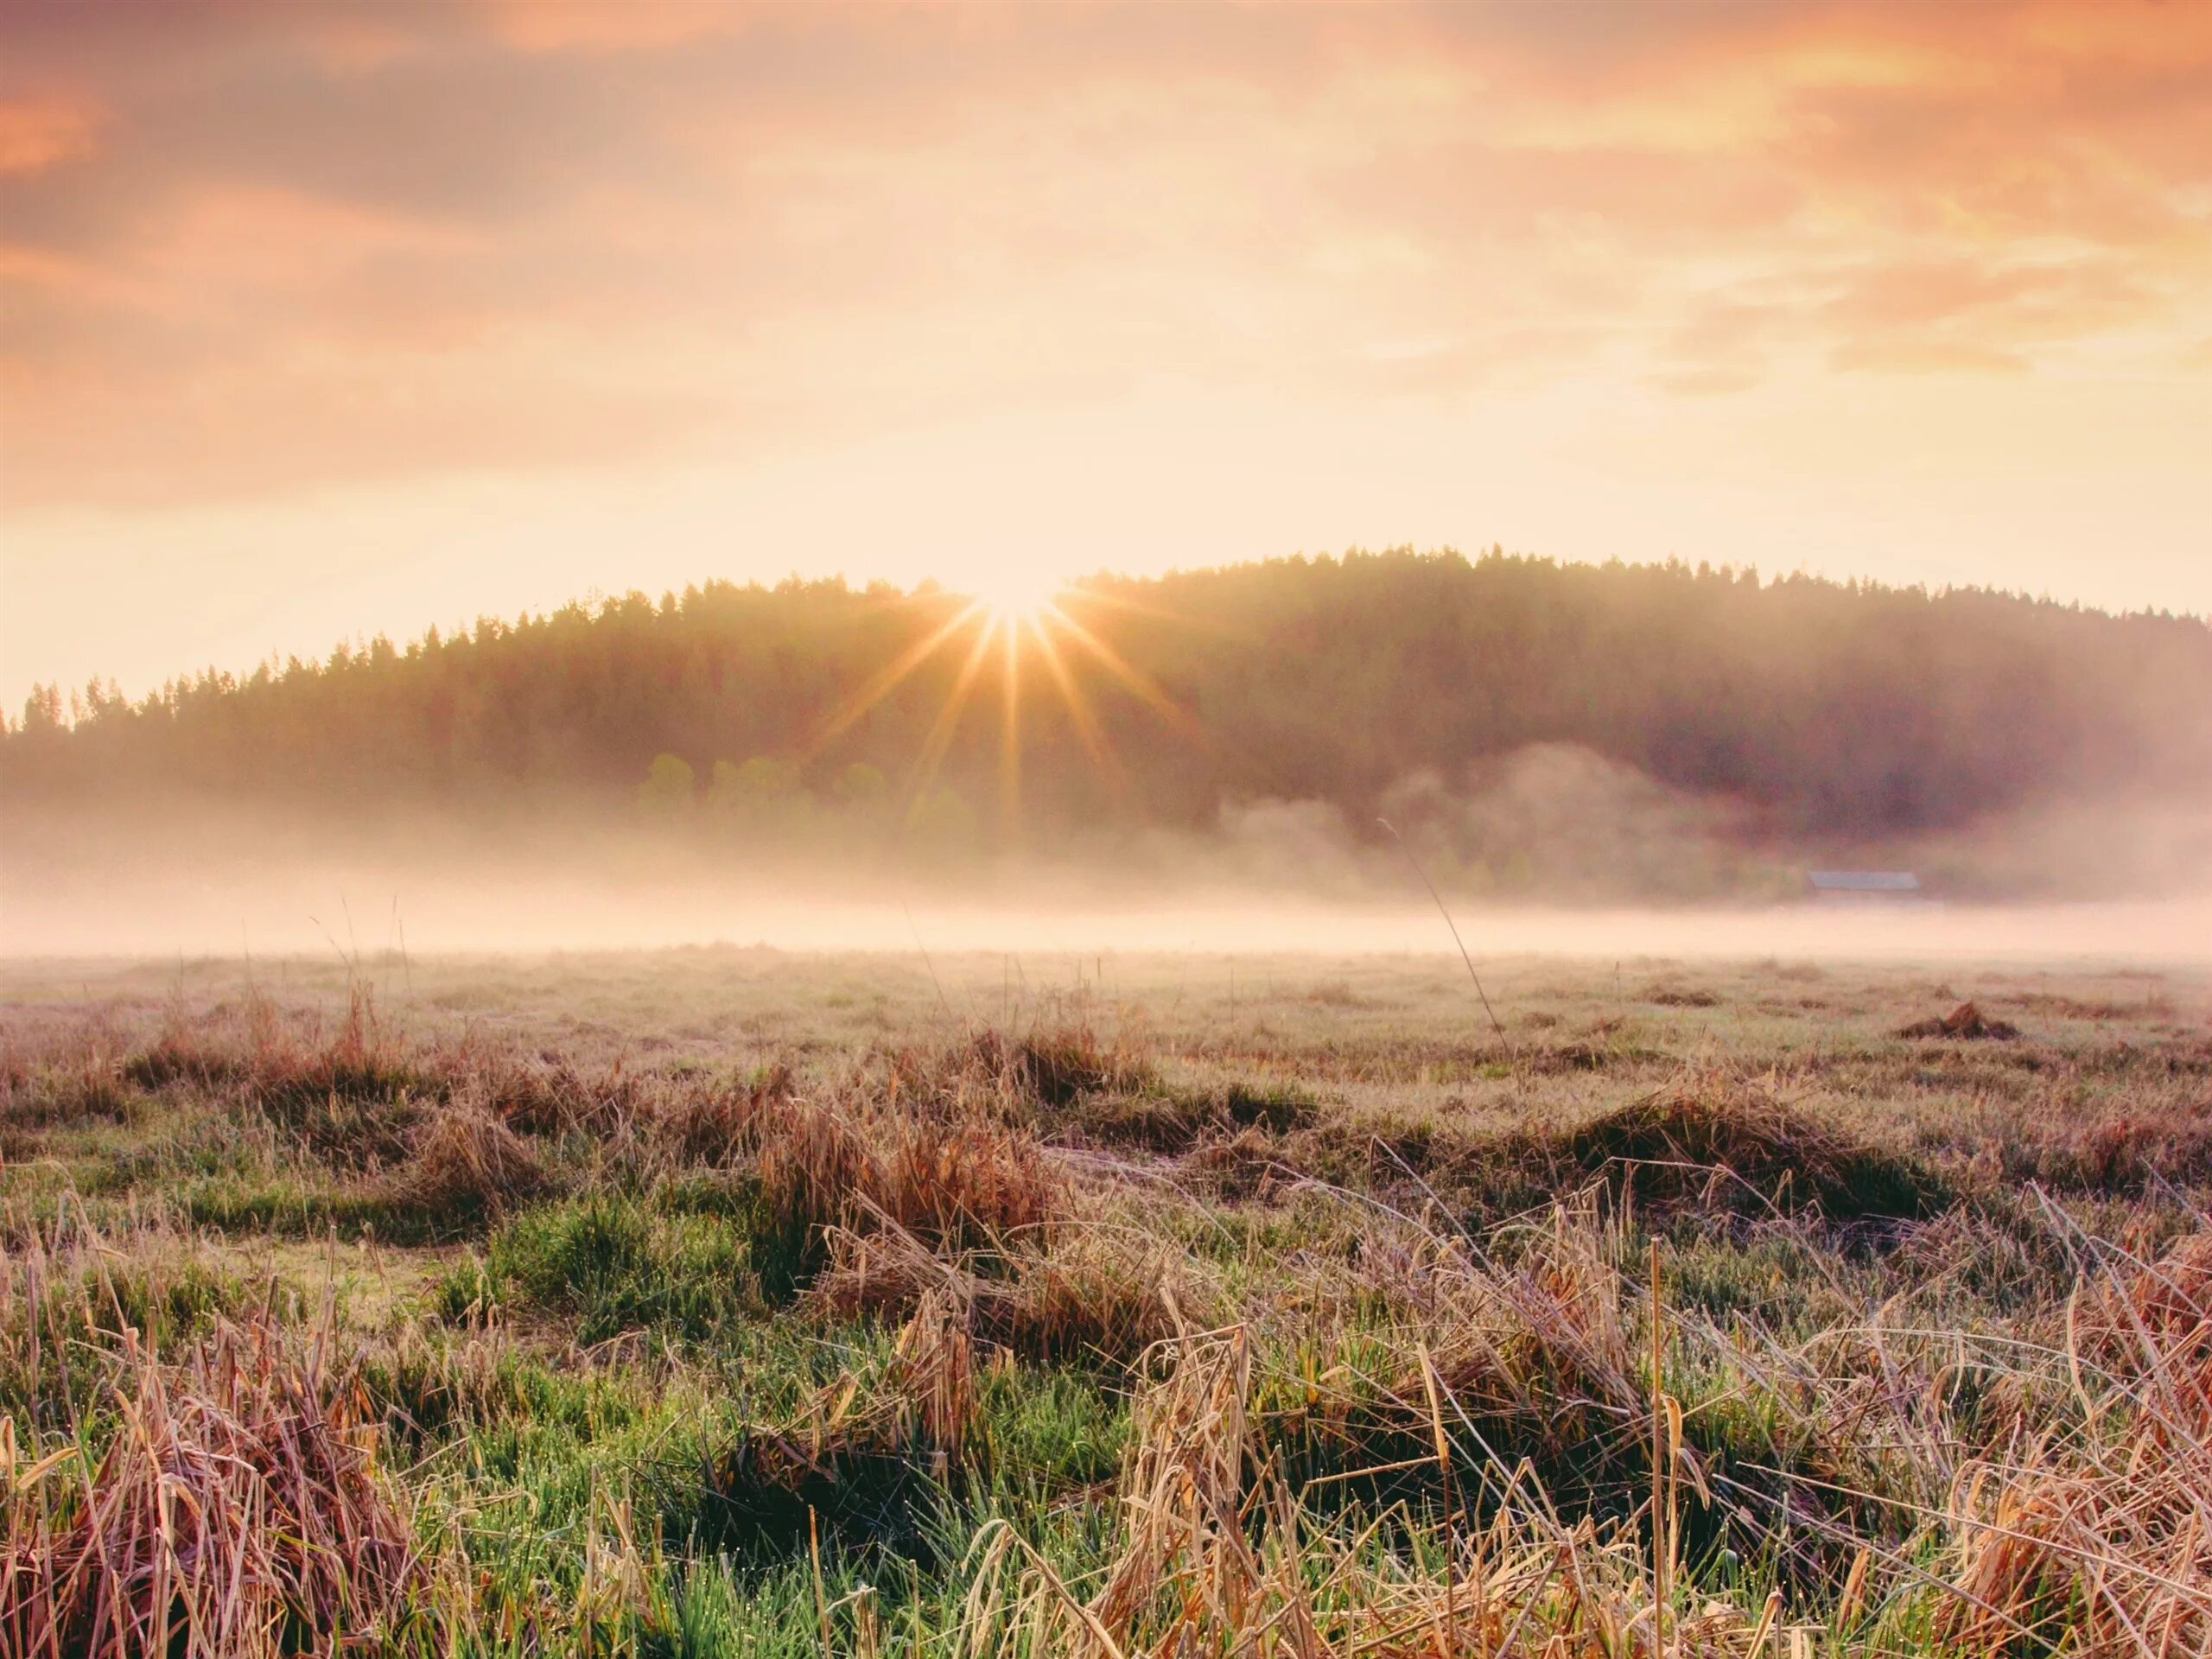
(126, 983, 408, 1104)
(1936, 1229, 2212, 1655)
(965, 1322, 1770, 1659)
(383, 1099, 551, 1216)
(1516, 1064, 1948, 1221)
(748, 1091, 1067, 1295)
(809, 1213, 1194, 1369)
(873, 1023, 1154, 1122)
(1898, 1000, 2022, 1040)
(645, 1063, 794, 1165)
(0, 1319, 435, 1659)
(9, 955, 2210, 1654)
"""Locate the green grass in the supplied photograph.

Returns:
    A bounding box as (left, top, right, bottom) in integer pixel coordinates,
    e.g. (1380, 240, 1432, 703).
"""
(446, 1191, 760, 1342)
(3, 948, 2209, 1655)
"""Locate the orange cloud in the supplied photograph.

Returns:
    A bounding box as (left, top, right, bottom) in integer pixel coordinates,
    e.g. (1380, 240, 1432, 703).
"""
(0, 94, 102, 175)
(0, 0, 2206, 512)
(480, 0, 752, 55)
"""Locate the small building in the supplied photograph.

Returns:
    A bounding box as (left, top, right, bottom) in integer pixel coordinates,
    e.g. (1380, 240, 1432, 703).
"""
(1807, 870, 1923, 906)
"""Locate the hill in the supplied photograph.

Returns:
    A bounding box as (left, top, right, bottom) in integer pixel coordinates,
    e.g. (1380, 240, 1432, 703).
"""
(7, 550, 2209, 889)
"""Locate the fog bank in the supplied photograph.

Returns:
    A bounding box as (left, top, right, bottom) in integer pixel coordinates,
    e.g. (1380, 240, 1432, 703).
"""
(7, 754, 2208, 964)
(5, 858, 2206, 965)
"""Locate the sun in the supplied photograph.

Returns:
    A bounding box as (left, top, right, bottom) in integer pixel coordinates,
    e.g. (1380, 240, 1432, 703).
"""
(967, 569, 1066, 629)
(808, 570, 1192, 843)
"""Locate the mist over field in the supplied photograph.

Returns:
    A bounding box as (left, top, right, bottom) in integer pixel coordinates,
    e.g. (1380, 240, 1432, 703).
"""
(8, 552, 2209, 963)
(6, 767, 2209, 962)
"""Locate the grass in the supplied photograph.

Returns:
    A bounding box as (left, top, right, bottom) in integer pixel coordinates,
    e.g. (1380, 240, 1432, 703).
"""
(448, 1190, 757, 1342)
(2, 946, 2209, 1654)
(3, 1315, 438, 1658)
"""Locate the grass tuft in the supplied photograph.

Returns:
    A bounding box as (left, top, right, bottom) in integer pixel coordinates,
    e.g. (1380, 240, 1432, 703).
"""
(1, 1319, 437, 1659)
(385, 1100, 552, 1220)
(1533, 1066, 1949, 1221)
(699, 1292, 977, 1560)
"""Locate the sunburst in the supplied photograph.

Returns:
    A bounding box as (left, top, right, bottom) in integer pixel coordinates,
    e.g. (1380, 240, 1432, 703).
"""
(810, 575, 1187, 841)
(969, 569, 1066, 632)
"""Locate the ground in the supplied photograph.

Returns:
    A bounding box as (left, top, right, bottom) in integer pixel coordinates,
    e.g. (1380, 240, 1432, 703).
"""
(3, 946, 2209, 1656)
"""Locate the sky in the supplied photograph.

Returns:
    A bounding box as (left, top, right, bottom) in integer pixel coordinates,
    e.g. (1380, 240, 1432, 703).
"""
(3, 0, 2209, 709)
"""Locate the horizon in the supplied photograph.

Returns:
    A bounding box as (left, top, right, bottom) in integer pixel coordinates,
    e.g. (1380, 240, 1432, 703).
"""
(14, 546, 2210, 715)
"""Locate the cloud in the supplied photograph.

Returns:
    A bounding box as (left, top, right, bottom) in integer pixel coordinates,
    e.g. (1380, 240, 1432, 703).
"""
(0, 93, 104, 175)
(2, 0, 2208, 508)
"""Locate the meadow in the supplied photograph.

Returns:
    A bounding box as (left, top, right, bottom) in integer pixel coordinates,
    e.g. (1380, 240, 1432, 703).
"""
(3, 944, 2209, 1656)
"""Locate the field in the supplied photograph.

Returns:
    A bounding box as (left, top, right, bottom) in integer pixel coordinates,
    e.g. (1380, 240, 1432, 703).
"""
(4, 945, 2210, 1656)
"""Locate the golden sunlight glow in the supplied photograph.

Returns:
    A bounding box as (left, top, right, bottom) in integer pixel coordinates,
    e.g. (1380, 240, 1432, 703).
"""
(804, 579, 1182, 843)
(967, 570, 1067, 631)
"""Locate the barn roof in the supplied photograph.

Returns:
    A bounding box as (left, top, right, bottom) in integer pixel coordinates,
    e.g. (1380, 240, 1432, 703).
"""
(1808, 871, 1921, 892)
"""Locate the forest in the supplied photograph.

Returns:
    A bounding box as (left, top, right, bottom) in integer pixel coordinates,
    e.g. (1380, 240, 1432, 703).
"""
(7, 550, 2209, 884)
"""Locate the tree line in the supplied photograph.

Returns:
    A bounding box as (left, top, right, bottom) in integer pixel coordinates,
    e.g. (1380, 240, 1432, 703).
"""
(8, 550, 2208, 856)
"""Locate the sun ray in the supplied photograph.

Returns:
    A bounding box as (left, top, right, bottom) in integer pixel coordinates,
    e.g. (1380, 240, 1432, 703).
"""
(1038, 604, 1200, 738)
(806, 597, 984, 757)
(1028, 619, 1126, 798)
(799, 576, 1195, 849)
(998, 611, 1022, 838)
(899, 611, 998, 823)
(1053, 583, 1233, 639)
